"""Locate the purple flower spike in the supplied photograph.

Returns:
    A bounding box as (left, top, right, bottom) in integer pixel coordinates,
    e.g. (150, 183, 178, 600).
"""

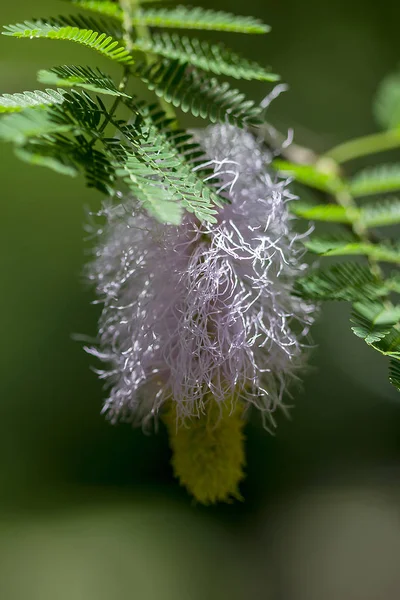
(87, 125, 316, 428)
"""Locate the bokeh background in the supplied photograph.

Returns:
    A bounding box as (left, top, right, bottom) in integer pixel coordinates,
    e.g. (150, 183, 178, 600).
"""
(1, 1, 400, 598)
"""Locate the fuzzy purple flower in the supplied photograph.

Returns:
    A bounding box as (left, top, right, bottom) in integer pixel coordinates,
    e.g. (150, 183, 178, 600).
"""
(86, 124, 316, 428)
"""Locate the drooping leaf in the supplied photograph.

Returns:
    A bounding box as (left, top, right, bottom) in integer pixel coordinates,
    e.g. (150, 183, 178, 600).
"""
(350, 164, 400, 197)
(38, 65, 129, 97)
(0, 108, 72, 144)
(108, 110, 221, 224)
(132, 33, 278, 81)
(70, 1, 270, 34)
(351, 301, 400, 344)
(15, 143, 78, 177)
(2, 18, 133, 64)
(0, 89, 66, 113)
(135, 59, 263, 126)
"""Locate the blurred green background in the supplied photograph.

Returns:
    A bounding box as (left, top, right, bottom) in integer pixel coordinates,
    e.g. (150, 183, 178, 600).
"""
(1, 1, 400, 598)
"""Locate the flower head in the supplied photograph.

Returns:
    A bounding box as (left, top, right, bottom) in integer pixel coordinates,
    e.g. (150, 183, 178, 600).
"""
(87, 124, 316, 430)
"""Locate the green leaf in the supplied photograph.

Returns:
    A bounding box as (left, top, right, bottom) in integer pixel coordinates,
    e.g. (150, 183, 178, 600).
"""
(38, 65, 129, 97)
(15, 144, 78, 177)
(107, 105, 221, 223)
(132, 33, 278, 81)
(374, 70, 400, 130)
(291, 202, 359, 223)
(304, 237, 400, 264)
(135, 59, 263, 127)
(294, 263, 389, 302)
(360, 197, 400, 227)
(389, 358, 400, 391)
(351, 301, 400, 344)
(0, 89, 66, 113)
(0, 109, 72, 144)
(349, 164, 400, 197)
(273, 159, 346, 194)
(2, 19, 133, 64)
(71, 1, 270, 33)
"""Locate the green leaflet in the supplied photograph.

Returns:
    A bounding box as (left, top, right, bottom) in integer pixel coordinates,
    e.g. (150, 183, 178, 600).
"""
(70, 1, 270, 34)
(360, 197, 400, 227)
(291, 202, 359, 223)
(15, 144, 78, 177)
(273, 160, 346, 194)
(38, 66, 129, 97)
(112, 117, 220, 223)
(0, 109, 73, 144)
(349, 164, 400, 197)
(132, 33, 278, 81)
(304, 237, 400, 264)
(0, 89, 66, 113)
(294, 263, 389, 302)
(389, 359, 400, 391)
(2, 19, 133, 64)
(374, 70, 400, 130)
(351, 301, 400, 344)
(135, 59, 263, 126)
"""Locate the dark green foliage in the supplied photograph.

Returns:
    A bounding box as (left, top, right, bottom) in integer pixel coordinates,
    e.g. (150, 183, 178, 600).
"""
(135, 59, 263, 126)
(70, 1, 270, 34)
(132, 33, 278, 81)
(38, 66, 129, 97)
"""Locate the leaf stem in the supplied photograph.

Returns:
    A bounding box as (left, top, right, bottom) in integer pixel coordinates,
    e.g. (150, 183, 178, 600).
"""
(324, 129, 400, 164)
(120, 0, 178, 123)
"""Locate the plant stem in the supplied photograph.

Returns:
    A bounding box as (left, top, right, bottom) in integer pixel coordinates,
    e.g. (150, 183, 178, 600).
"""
(324, 129, 400, 164)
(120, 0, 178, 123)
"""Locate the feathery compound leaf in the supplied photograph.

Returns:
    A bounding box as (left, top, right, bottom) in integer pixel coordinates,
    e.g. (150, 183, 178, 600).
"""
(2, 19, 133, 64)
(38, 65, 128, 97)
(291, 202, 359, 223)
(132, 33, 278, 81)
(0, 89, 66, 113)
(294, 263, 389, 302)
(360, 197, 400, 227)
(111, 117, 220, 224)
(0, 109, 72, 144)
(15, 142, 79, 177)
(136, 59, 262, 126)
(274, 159, 346, 194)
(71, 1, 270, 33)
(389, 359, 400, 391)
(349, 164, 400, 197)
(304, 237, 400, 264)
(374, 70, 400, 130)
(352, 303, 400, 392)
(351, 301, 400, 344)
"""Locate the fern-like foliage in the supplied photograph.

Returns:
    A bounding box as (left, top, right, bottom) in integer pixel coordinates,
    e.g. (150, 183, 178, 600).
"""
(132, 33, 278, 81)
(0, 89, 66, 113)
(136, 59, 263, 126)
(360, 197, 400, 227)
(70, 1, 270, 33)
(2, 19, 133, 64)
(294, 263, 390, 302)
(274, 159, 346, 194)
(389, 359, 400, 391)
(38, 66, 129, 97)
(350, 164, 400, 197)
(109, 102, 222, 223)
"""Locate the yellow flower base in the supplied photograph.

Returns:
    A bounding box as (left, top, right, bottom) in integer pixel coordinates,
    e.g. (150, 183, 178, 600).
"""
(163, 399, 246, 505)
